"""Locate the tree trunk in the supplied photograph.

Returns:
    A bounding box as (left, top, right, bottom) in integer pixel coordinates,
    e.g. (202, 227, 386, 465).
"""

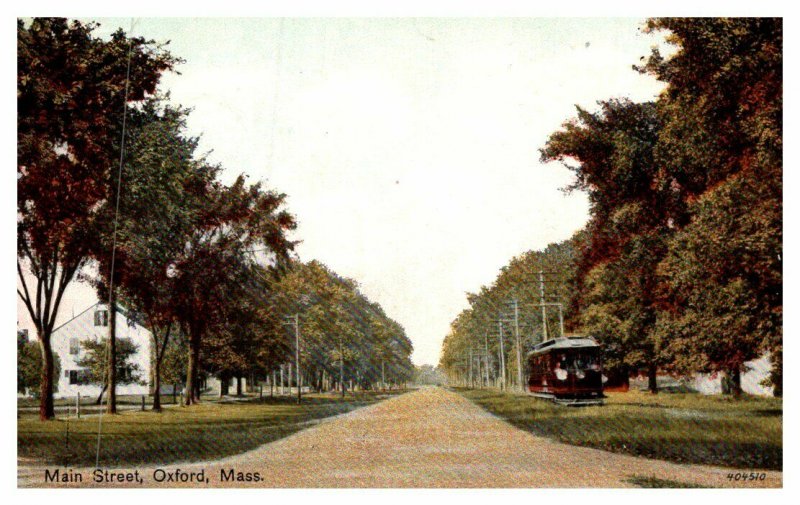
(106, 296, 117, 414)
(340, 343, 345, 398)
(220, 372, 229, 397)
(647, 364, 658, 394)
(95, 383, 108, 405)
(152, 360, 162, 411)
(184, 335, 200, 405)
(731, 366, 742, 398)
(236, 376, 242, 396)
(771, 349, 782, 397)
(38, 334, 55, 420)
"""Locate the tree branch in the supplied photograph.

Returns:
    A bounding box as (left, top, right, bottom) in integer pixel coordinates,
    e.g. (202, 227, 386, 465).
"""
(46, 262, 78, 335)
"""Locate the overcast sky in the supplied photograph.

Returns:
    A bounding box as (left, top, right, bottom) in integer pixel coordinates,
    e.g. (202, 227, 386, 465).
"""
(17, 18, 669, 365)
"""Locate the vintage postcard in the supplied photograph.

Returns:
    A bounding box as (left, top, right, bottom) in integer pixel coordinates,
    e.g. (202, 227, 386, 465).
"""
(14, 9, 786, 493)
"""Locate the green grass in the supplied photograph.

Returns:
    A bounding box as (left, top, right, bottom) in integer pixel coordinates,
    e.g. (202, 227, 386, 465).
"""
(457, 388, 782, 470)
(19, 391, 404, 467)
(625, 475, 705, 488)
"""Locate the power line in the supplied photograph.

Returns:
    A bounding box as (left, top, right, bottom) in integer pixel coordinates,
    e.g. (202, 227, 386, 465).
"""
(96, 17, 136, 469)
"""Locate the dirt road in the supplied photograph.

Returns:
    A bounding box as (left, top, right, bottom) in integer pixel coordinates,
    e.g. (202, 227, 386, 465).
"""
(19, 386, 781, 488)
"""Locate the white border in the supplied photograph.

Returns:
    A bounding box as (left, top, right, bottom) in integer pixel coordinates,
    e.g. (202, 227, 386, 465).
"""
(4, 1, 796, 504)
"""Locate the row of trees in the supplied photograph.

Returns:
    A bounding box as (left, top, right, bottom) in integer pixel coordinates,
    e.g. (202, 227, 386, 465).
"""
(18, 18, 412, 421)
(440, 18, 782, 396)
(270, 261, 415, 394)
(439, 240, 579, 389)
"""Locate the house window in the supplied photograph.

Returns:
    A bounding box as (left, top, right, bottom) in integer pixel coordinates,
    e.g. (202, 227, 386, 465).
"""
(94, 309, 109, 327)
(69, 338, 80, 355)
(68, 370, 89, 385)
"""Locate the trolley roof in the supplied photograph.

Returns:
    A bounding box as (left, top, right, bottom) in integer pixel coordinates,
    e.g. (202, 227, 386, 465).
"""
(527, 336, 600, 357)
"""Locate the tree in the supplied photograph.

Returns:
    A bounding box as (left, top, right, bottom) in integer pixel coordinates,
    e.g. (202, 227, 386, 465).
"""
(641, 18, 782, 395)
(172, 177, 296, 406)
(203, 262, 284, 397)
(17, 18, 178, 419)
(18, 332, 60, 396)
(414, 365, 445, 386)
(654, 167, 781, 395)
(97, 98, 216, 411)
(159, 333, 188, 399)
(540, 100, 667, 392)
(75, 337, 143, 404)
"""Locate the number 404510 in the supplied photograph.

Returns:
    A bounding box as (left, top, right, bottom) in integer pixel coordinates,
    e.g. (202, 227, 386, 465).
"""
(727, 472, 767, 482)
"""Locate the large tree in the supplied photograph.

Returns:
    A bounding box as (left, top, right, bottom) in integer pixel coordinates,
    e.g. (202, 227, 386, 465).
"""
(172, 177, 296, 405)
(17, 18, 178, 419)
(105, 98, 215, 411)
(203, 262, 285, 397)
(642, 18, 782, 395)
(540, 100, 667, 392)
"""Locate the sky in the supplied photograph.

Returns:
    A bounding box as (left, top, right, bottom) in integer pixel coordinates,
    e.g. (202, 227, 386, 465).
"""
(17, 18, 669, 366)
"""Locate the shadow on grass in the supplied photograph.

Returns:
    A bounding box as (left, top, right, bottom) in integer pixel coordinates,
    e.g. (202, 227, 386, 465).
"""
(457, 388, 782, 470)
(19, 391, 404, 468)
(625, 475, 706, 488)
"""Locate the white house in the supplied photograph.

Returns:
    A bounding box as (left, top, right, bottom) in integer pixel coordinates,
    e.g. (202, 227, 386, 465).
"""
(52, 303, 152, 399)
(692, 354, 775, 396)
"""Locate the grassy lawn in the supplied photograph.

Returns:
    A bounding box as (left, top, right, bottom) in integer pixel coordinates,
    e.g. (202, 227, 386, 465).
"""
(19, 391, 404, 467)
(457, 388, 782, 470)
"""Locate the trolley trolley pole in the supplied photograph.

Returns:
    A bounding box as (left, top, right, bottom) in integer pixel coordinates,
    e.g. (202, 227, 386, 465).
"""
(539, 271, 548, 341)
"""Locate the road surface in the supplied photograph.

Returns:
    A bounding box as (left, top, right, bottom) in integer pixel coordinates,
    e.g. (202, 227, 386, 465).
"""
(19, 386, 781, 488)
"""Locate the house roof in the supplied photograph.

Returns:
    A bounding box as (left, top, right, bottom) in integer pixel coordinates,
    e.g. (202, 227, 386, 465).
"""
(51, 302, 133, 334)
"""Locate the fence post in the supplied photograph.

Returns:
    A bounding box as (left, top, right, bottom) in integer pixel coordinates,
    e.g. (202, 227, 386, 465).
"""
(76, 392, 81, 419)
(141, 395, 145, 411)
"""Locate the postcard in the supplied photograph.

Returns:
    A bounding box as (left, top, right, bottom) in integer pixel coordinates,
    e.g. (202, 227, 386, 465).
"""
(16, 14, 784, 491)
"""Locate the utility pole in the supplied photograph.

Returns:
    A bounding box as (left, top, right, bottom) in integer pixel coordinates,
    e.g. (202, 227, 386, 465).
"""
(294, 313, 301, 404)
(498, 320, 507, 390)
(539, 270, 548, 342)
(513, 299, 523, 392)
(557, 303, 565, 338)
(283, 314, 302, 404)
(339, 339, 345, 398)
(468, 349, 473, 388)
(484, 333, 490, 388)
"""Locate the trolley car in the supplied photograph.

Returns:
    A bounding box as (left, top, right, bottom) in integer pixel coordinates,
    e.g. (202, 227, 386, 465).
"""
(526, 336, 604, 406)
